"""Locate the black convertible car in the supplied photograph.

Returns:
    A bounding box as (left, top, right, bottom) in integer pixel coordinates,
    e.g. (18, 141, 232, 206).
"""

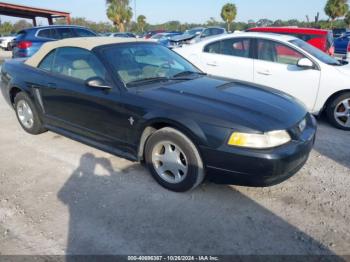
(0, 37, 317, 192)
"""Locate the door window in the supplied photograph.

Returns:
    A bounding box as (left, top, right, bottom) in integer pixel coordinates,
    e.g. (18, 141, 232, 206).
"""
(37, 29, 51, 38)
(221, 38, 250, 57)
(210, 28, 224, 36)
(257, 39, 304, 65)
(75, 28, 96, 37)
(37, 29, 60, 39)
(204, 38, 251, 58)
(38, 50, 56, 71)
(51, 47, 107, 81)
(57, 28, 76, 39)
(201, 29, 211, 38)
(203, 41, 221, 54)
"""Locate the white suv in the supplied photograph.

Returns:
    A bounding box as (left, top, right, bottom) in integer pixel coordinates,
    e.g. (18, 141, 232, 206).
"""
(0, 35, 15, 51)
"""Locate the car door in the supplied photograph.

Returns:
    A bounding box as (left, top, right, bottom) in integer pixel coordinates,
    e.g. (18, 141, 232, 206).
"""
(36, 47, 128, 147)
(200, 38, 254, 82)
(253, 39, 321, 111)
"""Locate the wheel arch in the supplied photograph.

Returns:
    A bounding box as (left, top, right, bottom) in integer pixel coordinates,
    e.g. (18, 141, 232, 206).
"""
(137, 117, 207, 161)
(9, 86, 24, 106)
(321, 89, 350, 114)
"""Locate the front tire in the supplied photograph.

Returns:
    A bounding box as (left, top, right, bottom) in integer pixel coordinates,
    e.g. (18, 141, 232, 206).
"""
(145, 127, 205, 192)
(14, 92, 47, 135)
(326, 92, 350, 131)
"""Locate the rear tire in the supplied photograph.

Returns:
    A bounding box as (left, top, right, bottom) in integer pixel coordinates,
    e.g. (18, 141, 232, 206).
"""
(145, 127, 205, 192)
(326, 92, 350, 131)
(14, 92, 47, 135)
(6, 43, 12, 51)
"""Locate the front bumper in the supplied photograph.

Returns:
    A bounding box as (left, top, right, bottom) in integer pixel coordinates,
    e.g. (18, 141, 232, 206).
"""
(201, 115, 317, 187)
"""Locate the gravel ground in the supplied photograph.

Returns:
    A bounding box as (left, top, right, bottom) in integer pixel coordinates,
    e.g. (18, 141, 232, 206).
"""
(0, 74, 349, 256)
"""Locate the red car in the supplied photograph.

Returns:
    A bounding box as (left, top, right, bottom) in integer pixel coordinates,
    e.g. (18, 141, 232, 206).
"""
(247, 27, 334, 55)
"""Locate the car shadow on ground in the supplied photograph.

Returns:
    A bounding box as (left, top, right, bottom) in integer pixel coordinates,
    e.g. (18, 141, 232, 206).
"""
(57, 152, 339, 256)
(313, 116, 350, 169)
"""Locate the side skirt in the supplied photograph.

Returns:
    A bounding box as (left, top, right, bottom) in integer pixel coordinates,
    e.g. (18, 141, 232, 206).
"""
(45, 124, 138, 162)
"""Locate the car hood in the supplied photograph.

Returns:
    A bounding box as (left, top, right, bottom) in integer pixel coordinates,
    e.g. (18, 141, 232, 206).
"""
(140, 77, 307, 132)
(170, 34, 196, 42)
(0, 36, 15, 41)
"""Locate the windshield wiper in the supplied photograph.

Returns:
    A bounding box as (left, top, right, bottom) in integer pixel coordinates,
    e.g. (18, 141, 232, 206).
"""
(172, 71, 206, 78)
(126, 77, 170, 87)
(328, 62, 342, 66)
(126, 72, 206, 87)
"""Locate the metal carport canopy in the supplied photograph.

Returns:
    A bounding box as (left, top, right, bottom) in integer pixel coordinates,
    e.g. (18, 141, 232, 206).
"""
(0, 1, 71, 26)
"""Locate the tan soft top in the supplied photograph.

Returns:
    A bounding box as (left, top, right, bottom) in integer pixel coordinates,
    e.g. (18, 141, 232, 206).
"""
(25, 37, 146, 67)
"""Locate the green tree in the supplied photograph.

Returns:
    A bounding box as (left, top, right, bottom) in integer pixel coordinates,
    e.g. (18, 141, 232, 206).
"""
(325, 0, 349, 27)
(345, 11, 350, 27)
(13, 19, 32, 32)
(0, 22, 13, 35)
(287, 19, 299, 26)
(137, 15, 146, 32)
(106, 0, 133, 32)
(220, 3, 237, 32)
(273, 19, 285, 26)
(206, 17, 219, 26)
(256, 18, 273, 27)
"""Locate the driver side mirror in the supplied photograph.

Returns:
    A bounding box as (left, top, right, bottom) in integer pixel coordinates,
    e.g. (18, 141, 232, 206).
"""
(85, 77, 111, 90)
(297, 58, 314, 69)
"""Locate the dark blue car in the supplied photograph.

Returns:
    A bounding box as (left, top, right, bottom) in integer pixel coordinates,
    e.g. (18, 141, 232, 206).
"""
(334, 32, 350, 58)
(12, 25, 97, 58)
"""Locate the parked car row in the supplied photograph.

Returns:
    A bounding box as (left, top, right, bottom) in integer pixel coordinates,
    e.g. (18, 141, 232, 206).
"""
(168, 27, 226, 48)
(145, 27, 226, 48)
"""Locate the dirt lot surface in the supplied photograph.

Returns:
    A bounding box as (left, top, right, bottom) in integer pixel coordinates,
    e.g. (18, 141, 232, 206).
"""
(0, 77, 349, 256)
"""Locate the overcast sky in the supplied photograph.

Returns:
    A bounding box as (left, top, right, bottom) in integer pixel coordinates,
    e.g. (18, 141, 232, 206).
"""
(3, 0, 329, 25)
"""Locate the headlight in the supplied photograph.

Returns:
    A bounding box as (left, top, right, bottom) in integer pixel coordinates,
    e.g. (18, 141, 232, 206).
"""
(228, 130, 291, 149)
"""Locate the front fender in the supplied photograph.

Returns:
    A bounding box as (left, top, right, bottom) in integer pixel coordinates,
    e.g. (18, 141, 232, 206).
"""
(141, 111, 209, 147)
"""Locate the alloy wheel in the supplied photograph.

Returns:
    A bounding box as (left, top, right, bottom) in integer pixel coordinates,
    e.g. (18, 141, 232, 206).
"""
(334, 98, 350, 128)
(151, 141, 188, 184)
(17, 100, 34, 129)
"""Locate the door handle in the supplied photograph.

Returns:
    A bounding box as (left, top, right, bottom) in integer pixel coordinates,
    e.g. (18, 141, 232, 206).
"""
(47, 83, 57, 89)
(257, 70, 272, 76)
(206, 62, 217, 67)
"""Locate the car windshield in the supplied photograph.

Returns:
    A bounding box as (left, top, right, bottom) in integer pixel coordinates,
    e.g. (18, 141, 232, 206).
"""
(290, 39, 341, 66)
(102, 43, 201, 87)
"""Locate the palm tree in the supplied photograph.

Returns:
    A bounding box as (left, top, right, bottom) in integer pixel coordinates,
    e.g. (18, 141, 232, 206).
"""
(325, 0, 349, 27)
(106, 0, 133, 32)
(137, 15, 146, 32)
(221, 3, 237, 32)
